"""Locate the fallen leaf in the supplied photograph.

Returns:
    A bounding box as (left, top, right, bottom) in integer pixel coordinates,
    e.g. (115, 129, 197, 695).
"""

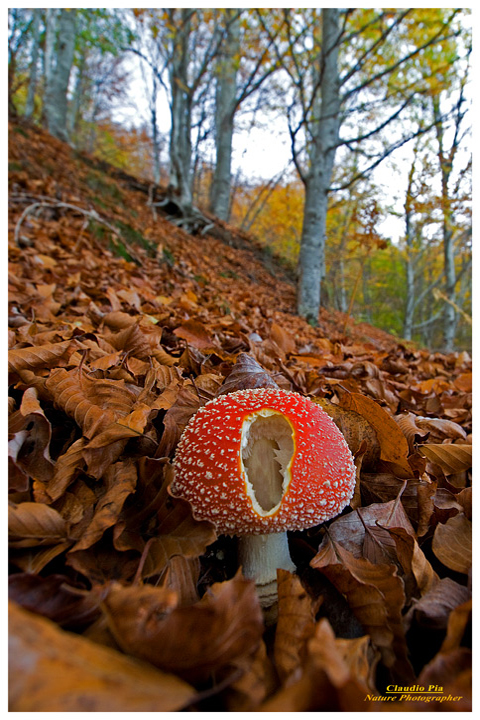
(102, 572, 264, 684)
(9, 601, 196, 711)
(432, 513, 472, 574)
(339, 391, 411, 474)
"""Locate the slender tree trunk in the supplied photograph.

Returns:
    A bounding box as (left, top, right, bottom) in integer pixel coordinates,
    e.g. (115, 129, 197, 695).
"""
(168, 9, 193, 209)
(45, 9, 76, 142)
(297, 8, 341, 324)
(403, 158, 417, 340)
(210, 11, 240, 221)
(43, 9, 57, 126)
(432, 95, 456, 351)
(25, 9, 41, 119)
(68, 52, 85, 137)
(151, 75, 161, 184)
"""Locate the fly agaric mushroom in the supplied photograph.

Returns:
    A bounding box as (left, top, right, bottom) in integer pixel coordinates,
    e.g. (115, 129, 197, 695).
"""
(172, 387, 356, 610)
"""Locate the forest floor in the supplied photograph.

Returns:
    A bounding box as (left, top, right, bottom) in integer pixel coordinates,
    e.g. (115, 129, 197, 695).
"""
(8, 120, 472, 712)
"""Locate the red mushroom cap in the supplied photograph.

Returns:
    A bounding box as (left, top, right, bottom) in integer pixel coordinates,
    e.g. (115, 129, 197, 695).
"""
(172, 387, 356, 535)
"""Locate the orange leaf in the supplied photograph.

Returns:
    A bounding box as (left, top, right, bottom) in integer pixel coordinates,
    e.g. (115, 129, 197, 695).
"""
(339, 392, 410, 474)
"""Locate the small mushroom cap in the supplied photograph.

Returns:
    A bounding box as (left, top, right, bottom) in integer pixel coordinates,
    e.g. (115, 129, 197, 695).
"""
(172, 387, 356, 535)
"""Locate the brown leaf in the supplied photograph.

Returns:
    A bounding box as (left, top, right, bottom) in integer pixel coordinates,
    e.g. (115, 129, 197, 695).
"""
(45, 438, 87, 502)
(217, 352, 278, 395)
(404, 577, 471, 631)
(311, 533, 413, 681)
(261, 618, 373, 711)
(226, 640, 276, 711)
(395, 411, 429, 450)
(132, 461, 217, 579)
(339, 391, 411, 475)
(274, 570, 317, 682)
(8, 339, 80, 376)
(9, 502, 68, 547)
(160, 555, 200, 606)
(9, 601, 196, 711)
(103, 572, 264, 684)
(173, 318, 217, 350)
(420, 443, 472, 474)
(9, 388, 55, 484)
(45, 368, 137, 439)
(270, 322, 296, 354)
(432, 513, 472, 574)
(8, 573, 106, 629)
(71, 460, 137, 552)
(313, 397, 380, 470)
(415, 416, 467, 441)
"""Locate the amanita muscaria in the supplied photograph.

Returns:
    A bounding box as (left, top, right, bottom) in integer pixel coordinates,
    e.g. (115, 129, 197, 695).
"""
(172, 387, 356, 610)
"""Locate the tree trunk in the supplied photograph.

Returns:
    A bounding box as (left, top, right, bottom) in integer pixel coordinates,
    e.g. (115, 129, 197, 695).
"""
(209, 11, 240, 221)
(297, 8, 341, 324)
(45, 9, 76, 142)
(403, 158, 417, 340)
(25, 9, 41, 119)
(168, 10, 193, 210)
(432, 95, 456, 351)
(151, 75, 161, 185)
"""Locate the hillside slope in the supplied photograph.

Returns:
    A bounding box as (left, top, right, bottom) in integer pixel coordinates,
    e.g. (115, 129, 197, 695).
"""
(8, 121, 471, 712)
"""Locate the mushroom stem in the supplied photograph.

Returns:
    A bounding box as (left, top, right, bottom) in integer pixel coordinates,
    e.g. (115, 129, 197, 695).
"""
(238, 532, 295, 609)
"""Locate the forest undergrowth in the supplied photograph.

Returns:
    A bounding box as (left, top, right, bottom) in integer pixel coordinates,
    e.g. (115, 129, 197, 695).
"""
(8, 121, 472, 712)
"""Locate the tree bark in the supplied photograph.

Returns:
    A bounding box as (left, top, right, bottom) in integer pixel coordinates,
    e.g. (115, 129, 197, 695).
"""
(45, 9, 76, 142)
(297, 9, 341, 324)
(25, 9, 41, 119)
(209, 11, 240, 221)
(402, 157, 417, 340)
(432, 95, 457, 351)
(167, 9, 193, 210)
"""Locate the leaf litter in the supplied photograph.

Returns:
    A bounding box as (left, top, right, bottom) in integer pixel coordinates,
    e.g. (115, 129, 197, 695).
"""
(8, 121, 472, 711)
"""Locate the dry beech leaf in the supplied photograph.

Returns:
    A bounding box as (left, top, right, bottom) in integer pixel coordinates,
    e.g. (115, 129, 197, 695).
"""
(226, 640, 276, 712)
(9, 388, 54, 483)
(103, 572, 264, 684)
(432, 513, 472, 574)
(45, 438, 87, 502)
(420, 443, 472, 474)
(404, 577, 471, 631)
(339, 391, 411, 474)
(441, 599, 472, 654)
(9, 502, 68, 547)
(217, 352, 278, 395)
(395, 411, 429, 450)
(311, 534, 413, 681)
(45, 369, 136, 439)
(8, 573, 107, 629)
(70, 459, 137, 552)
(139, 461, 217, 579)
(173, 318, 217, 351)
(9, 601, 196, 712)
(160, 555, 200, 606)
(313, 397, 380, 470)
(8, 339, 80, 376)
(261, 618, 373, 712)
(274, 569, 317, 682)
(270, 322, 296, 355)
(415, 416, 467, 440)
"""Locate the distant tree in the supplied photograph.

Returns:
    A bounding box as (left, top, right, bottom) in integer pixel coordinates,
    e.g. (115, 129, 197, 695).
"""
(44, 8, 77, 141)
(24, 9, 41, 119)
(209, 10, 285, 222)
(260, 8, 465, 325)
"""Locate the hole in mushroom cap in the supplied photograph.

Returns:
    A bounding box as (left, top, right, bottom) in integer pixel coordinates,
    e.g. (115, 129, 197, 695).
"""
(241, 410, 294, 515)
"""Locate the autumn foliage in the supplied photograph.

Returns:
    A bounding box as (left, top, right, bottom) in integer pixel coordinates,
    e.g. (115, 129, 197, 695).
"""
(8, 121, 471, 711)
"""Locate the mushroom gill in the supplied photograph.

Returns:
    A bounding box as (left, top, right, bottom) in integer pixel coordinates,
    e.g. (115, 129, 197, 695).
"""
(241, 411, 294, 512)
